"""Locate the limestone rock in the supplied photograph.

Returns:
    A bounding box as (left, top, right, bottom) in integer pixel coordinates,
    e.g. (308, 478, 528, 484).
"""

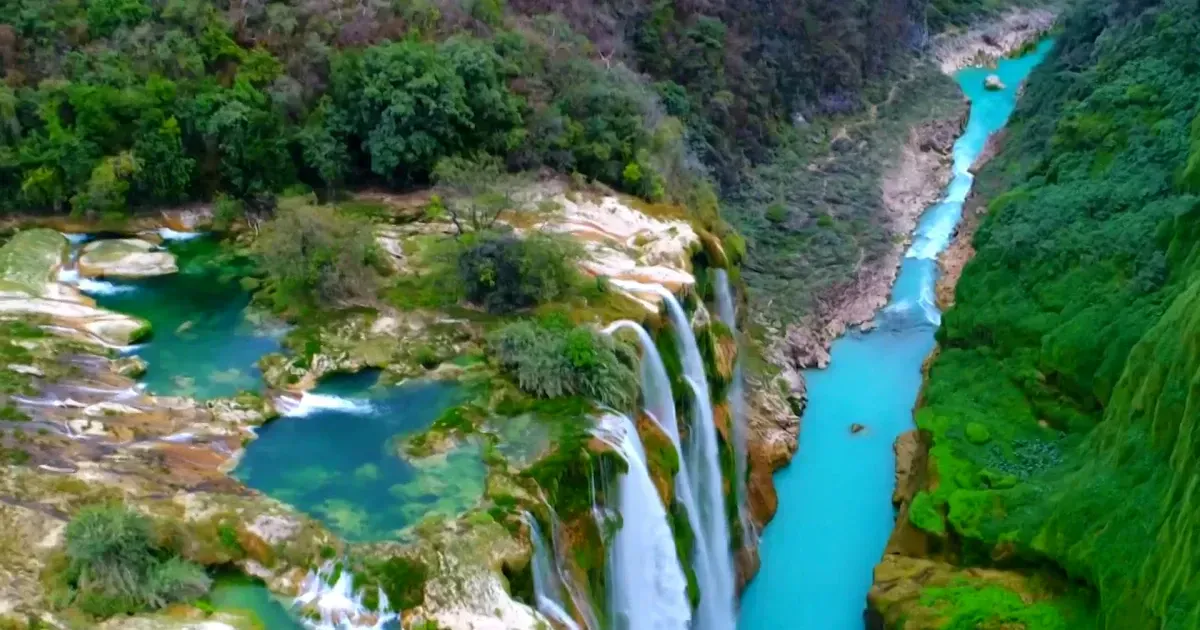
(78, 239, 178, 279)
(984, 74, 1006, 91)
(527, 183, 701, 311)
(403, 516, 549, 630)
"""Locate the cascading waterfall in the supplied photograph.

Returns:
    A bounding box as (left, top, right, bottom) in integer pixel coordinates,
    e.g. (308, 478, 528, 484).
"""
(293, 562, 397, 629)
(712, 270, 755, 547)
(524, 512, 582, 630)
(607, 279, 737, 629)
(603, 321, 724, 627)
(591, 412, 692, 630)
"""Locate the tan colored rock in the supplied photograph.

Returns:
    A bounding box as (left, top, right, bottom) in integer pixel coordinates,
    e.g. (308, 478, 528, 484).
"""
(527, 183, 701, 310)
(78, 238, 178, 278)
(932, 8, 1058, 74)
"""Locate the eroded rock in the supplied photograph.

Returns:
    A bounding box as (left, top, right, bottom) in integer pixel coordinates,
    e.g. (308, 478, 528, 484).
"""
(78, 239, 178, 279)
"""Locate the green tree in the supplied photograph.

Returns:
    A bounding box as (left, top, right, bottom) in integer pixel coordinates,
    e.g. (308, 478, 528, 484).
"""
(255, 203, 381, 310)
(70, 151, 140, 215)
(456, 232, 578, 314)
(132, 117, 194, 204)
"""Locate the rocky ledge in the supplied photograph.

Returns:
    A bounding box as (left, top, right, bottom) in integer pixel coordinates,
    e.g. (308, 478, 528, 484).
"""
(77, 238, 179, 279)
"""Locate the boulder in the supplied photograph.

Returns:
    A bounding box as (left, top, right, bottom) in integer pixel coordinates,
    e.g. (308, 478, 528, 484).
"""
(78, 239, 178, 279)
(984, 74, 1006, 91)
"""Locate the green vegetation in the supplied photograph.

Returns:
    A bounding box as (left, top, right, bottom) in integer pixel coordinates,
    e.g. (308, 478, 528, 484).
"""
(254, 202, 382, 312)
(351, 555, 428, 612)
(0, 229, 67, 294)
(54, 505, 210, 618)
(458, 232, 579, 314)
(488, 321, 638, 409)
(907, 0, 1200, 626)
(918, 582, 1081, 629)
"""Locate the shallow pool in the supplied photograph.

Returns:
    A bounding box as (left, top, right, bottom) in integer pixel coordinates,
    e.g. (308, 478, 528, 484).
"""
(236, 372, 481, 541)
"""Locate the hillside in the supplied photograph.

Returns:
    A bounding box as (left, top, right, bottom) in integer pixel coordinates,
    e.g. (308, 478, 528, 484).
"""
(872, 0, 1200, 626)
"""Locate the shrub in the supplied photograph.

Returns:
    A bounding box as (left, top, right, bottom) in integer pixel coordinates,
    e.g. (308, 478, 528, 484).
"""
(457, 232, 578, 314)
(61, 505, 210, 618)
(255, 204, 381, 311)
(964, 422, 991, 445)
(488, 322, 637, 409)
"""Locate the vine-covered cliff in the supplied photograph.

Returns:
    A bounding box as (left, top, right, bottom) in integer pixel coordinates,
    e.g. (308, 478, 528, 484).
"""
(873, 0, 1200, 627)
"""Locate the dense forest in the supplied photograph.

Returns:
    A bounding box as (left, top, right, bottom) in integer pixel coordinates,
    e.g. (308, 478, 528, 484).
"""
(0, 0, 1019, 215)
(906, 0, 1200, 625)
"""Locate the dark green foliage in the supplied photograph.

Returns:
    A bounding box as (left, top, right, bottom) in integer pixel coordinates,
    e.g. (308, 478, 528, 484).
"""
(325, 39, 523, 185)
(488, 322, 638, 409)
(254, 203, 381, 312)
(911, 0, 1200, 627)
(60, 505, 210, 618)
(353, 556, 428, 612)
(458, 233, 578, 314)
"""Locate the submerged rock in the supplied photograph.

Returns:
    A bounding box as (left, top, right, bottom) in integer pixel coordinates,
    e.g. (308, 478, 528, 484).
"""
(78, 239, 178, 279)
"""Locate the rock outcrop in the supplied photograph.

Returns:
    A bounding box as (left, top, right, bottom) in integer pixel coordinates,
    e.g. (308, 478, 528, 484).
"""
(78, 238, 178, 278)
(932, 8, 1058, 74)
(0, 230, 150, 346)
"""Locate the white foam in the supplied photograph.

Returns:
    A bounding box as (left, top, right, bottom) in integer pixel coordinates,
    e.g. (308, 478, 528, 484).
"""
(62, 233, 91, 245)
(294, 562, 398, 630)
(157, 227, 203, 241)
(78, 278, 136, 295)
(279, 393, 374, 418)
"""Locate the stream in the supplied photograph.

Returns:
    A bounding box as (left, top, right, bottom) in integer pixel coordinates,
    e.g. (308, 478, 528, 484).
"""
(739, 40, 1054, 629)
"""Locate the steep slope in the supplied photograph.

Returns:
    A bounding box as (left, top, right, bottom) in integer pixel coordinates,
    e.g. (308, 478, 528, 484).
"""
(874, 0, 1200, 627)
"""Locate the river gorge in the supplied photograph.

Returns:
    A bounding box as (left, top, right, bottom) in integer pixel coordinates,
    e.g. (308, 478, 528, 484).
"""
(7, 0, 1196, 628)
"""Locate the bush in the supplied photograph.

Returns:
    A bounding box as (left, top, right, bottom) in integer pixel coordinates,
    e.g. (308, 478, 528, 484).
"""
(255, 204, 381, 311)
(61, 506, 210, 618)
(457, 232, 578, 314)
(488, 322, 638, 409)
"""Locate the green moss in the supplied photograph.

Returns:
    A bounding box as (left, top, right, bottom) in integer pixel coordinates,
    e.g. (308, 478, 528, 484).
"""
(353, 556, 428, 612)
(0, 229, 67, 294)
(919, 582, 1082, 630)
(908, 491, 946, 536)
(964, 423, 991, 445)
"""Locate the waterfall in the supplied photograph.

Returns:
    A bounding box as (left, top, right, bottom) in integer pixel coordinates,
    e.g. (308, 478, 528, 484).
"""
(655, 290, 736, 629)
(602, 320, 724, 627)
(293, 562, 397, 629)
(713, 270, 755, 548)
(591, 413, 692, 630)
(525, 513, 583, 630)
(606, 280, 737, 629)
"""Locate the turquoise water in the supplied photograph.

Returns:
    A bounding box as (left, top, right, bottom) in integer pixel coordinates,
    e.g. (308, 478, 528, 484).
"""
(236, 372, 482, 541)
(740, 41, 1054, 629)
(90, 237, 282, 399)
(208, 573, 305, 629)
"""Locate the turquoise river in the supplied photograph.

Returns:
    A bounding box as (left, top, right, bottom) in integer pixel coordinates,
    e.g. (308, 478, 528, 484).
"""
(739, 41, 1054, 629)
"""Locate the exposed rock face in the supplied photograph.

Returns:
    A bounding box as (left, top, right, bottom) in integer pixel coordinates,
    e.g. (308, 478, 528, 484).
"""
(399, 518, 549, 630)
(984, 74, 1006, 91)
(529, 183, 701, 311)
(78, 238, 178, 278)
(932, 8, 1058, 74)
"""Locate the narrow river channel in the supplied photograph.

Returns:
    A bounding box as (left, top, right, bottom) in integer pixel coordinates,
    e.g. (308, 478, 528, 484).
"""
(739, 40, 1055, 629)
